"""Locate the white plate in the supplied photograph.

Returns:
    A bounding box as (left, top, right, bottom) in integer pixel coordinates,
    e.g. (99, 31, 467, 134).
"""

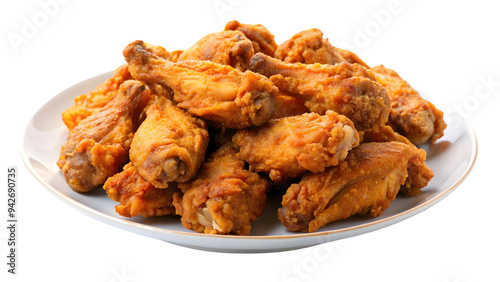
(22, 70, 478, 253)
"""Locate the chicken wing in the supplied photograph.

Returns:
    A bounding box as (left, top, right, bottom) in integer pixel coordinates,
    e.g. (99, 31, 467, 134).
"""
(232, 110, 359, 182)
(177, 30, 254, 71)
(224, 20, 278, 57)
(274, 28, 345, 65)
(274, 28, 369, 68)
(124, 40, 278, 129)
(103, 163, 181, 217)
(278, 142, 432, 232)
(359, 126, 434, 196)
(57, 80, 152, 192)
(249, 53, 389, 131)
(62, 64, 133, 130)
(62, 43, 176, 130)
(175, 145, 269, 235)
(371, 65, 446, 145)
(129, 96, 209, 188)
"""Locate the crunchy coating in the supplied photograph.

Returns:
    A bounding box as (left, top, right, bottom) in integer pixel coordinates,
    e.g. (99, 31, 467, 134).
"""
(177, 30, 254, 71)
(224, 20, 278, 57)
(272, 93, 309, 119)
(129, 97, 209, 187)
(372, 65, 446, 145)
(103, 163, 181, 217)
(175, 146, 269, 235)
(124, 40, 278, 129)
(275, 28, 345, 65)
(249, 53, 389, 131)
(57, 80, 152, 192)
(232, 111, 360, 182)
(278, 142, 432, 232)
(62, 64, 133, 130)
(274, 28, 369, 68)
(360, 125, 434, 196)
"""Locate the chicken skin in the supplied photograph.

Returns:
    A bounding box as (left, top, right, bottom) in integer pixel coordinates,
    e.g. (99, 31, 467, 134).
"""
(275, 28, 345, 65)
(359, 126, 434, 196)
(371, 65, 447, 145)
(274, 28, 369, 68)
(103, 163, 181, 217)
(224, 20, 278, 57)
(278, 142, 432, 232)
(124, 40, 278, 129)
(232, 111, 360, 182)
(249, 53, 389, 131)
(129, 97, 209, 188)
(57, 80, 152, 192)
(175, 145, 269, 235)
(177, 30, 254, 71)
(62, 64, 133, 130)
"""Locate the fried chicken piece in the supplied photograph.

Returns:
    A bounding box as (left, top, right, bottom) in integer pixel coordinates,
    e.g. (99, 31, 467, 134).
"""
(272, 94, 309, 119)
(177, 30, 254, 71)
(61, 43, 177, 131)
(103, 163, 181, 217)
(232, 111, 360, 182)
(124, 40, 278, 129)
(360, 125, 413, 145)
(371, 65, 446, 145)
(62, 64, 133, 130)
(249, 53, 389, 131)
(278, 142, 432, 232)
(274, 28, 369, 68)
(175, 146, 269, 235)
(129, 96, 209, 188)
(224, 20, 278, 57)
(57, 81, 152, 192)
(360, 126, 434, 196)
(275, 28, 345, 65)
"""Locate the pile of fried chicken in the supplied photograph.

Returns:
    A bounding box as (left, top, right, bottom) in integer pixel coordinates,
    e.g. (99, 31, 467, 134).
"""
(57, 21, 446, 235)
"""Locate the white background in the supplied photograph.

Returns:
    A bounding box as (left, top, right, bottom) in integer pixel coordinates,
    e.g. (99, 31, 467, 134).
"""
(1, 0, 499, 281)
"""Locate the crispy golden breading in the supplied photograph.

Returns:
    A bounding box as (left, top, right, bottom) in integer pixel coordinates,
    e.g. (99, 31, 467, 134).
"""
(62, 64, 133, 130)
(103, 163, 181, 217)
(272, 94, 309, 119)
(232, 111, 360, 182)
(224, 20, 278, 57)
(278, 142, 432, 232)
(129, 97, 209, 187)
(175, 146, 269, 235)
(359, 126, 434, 196)
(177, 30, 254, 71)
(371, 65, 447, 145)
(249, 53, 389, 131)
(275, 28, 345, 65)
(124, 40, 278, 129)
(57, 81, 152, 192)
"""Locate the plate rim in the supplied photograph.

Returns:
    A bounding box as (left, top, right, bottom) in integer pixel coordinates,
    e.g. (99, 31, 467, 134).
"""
(20, 70, 479, 249)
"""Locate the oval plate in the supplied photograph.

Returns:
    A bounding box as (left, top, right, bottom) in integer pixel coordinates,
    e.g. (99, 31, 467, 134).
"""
(22, 71, 477, 253)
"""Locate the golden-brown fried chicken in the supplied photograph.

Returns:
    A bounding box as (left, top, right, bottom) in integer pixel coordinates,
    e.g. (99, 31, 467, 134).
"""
(129, 97, 209, 188)
(249, 53, 389, 131)
(224, 20, 278, 57)
(272, 94, 309, 119)
(278, 142, 432, 232)
(335, 47, 370, 68)
(57, 81, 152, 192)
(232, 111, 360, 182)
(175, 145, 269, 235)
(371, 65, 446, 145)
(62, 64, 133, 130)
(124, 40, 278, 129)
(275, 28, 345, 65)
(103, 163, 181, 217)
(359, 126, 434, 196)
(61, 43, 178, 130)
(177, 30, 254, 71)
